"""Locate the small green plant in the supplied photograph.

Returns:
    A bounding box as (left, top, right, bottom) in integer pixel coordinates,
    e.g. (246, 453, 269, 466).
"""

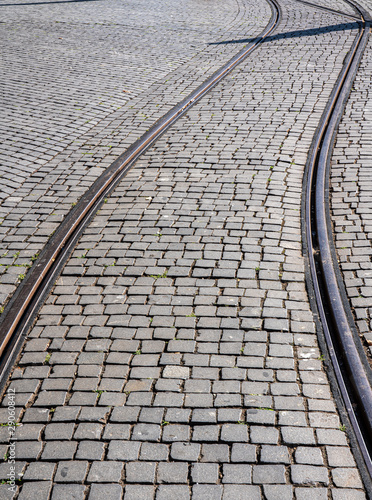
(93, 389, 106, 399)
(339, 425, 346, 432)
(134, 350, 141, 355)
(44, 353, 51, 365)
(161, 421, 170, 426)
(0, 477, 22, 485)
(149, 272, 168, 279)
(186, 313, 196, 317)
(318, 354, 325, 361)
(3, 451, 8, 461)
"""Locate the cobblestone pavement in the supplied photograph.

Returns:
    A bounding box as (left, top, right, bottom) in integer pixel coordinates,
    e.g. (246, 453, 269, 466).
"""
(297, 0, 358, 17)
(0, 0, 371, 498)
(351, 0, 372, 16)
(330, 20, 372, 361)
(0, 0, 271, 310)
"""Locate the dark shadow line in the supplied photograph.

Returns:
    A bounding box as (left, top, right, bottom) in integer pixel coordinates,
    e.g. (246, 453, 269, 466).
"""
(209, 21, 361, 45)
(0, 0, 102, 7)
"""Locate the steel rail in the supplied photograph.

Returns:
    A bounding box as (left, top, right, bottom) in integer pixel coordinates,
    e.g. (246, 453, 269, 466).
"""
(295, 0, 359, 20)
(304, 0, 372, 480)
(0, 0, 281, 381)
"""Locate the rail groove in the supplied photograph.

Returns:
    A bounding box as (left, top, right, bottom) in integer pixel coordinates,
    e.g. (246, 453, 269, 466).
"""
(0, 0, 281, 382)
(303, 0, 372, 482)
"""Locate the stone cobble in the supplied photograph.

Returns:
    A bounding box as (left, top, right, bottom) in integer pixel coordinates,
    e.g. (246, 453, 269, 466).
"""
(330, 31, 372, 362)
(0, 0, 369, 498)
(0, 0, 271, 310)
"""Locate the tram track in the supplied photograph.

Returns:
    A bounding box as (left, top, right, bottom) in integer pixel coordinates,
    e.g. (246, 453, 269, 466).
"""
(302, 0, 372, 484)
(295, 0, 360, 20)
(1, 0, 372, 493)
(0, 0, 281, 383)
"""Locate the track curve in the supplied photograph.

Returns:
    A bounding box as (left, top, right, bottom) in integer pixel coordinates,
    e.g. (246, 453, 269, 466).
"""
(303, 0, 372, 481)
(1, 0, 372, 496)
(0, 0, 281, 382)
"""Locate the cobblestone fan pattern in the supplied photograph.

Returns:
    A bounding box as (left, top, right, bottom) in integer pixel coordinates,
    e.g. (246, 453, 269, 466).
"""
(353, 0, 372, 17)
(296, 0, 358, 17)
(330, 33, 372, 360)
(0, 0, 368, 499)
(0, 0, 271, 310)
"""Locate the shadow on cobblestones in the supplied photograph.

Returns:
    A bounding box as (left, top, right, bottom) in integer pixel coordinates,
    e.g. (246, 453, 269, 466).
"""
(211, 21, 361, 45)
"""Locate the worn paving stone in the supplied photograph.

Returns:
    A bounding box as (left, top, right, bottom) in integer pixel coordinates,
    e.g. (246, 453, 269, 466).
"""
(124, 484, 155, 500)
(192, 484, 223, 500)
(23, 462, 56, 481)
(54, 461, 89, 483)
(51, 484, 87, 500)
(263, 485, 293, 500)
(191, 462, 219, 484)
(156, 484, 190, 499)
(295, 488, 328, 500)
(17, 482, 52, 500)
(89, 484, 123, 500)
(331, 490, 367, 500)
(291, 465, 329, 485)
(87, 461, 123, 483)
(223, 485, 261, 499)
(126, 461, 157, 484)
(332, 468, 364, 489)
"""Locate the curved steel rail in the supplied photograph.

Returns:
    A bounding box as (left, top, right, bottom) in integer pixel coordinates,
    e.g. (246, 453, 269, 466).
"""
(295, 0, 359, 20)
(0, 0, 281, 381)
(303, 0, 372, 481)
